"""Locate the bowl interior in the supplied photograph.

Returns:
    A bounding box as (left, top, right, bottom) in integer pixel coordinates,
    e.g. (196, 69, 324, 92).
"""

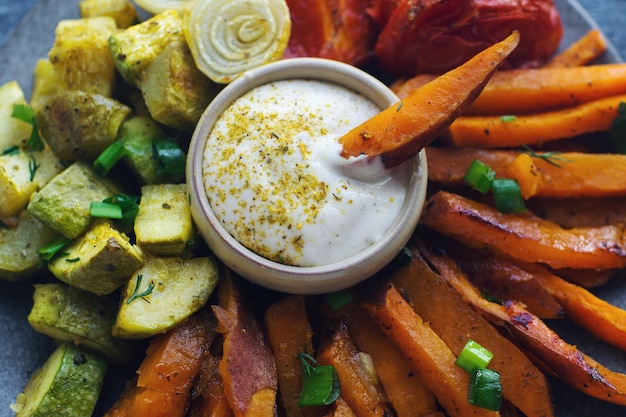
(187, 58, 428, 294)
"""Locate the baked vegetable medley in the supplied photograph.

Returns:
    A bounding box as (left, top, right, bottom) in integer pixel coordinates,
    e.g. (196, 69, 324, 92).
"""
(3, 0, 626, 416)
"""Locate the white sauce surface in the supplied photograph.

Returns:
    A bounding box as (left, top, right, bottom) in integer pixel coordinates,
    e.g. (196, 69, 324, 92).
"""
(202, 79, 409, 267)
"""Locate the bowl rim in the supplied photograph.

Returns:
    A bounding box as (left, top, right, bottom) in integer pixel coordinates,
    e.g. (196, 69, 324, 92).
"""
(187, 57, 428, 294)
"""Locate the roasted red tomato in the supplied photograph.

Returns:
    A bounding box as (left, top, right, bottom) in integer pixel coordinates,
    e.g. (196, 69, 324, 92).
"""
(373, 0, 564, 77)
(283, 0, 378, 66)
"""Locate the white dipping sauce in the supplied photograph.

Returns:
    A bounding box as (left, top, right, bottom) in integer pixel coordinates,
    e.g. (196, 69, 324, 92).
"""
(202, 79, 409, 267)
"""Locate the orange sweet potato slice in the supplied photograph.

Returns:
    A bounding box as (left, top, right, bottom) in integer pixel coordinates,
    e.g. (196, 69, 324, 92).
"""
(420, 190, 626, 270)
(327, 302, 439, 417)
(339, 31, 519, 168)
(264, 295, 326, 417)
(316, 321, 394, 417)
(212, 273, 278, 417)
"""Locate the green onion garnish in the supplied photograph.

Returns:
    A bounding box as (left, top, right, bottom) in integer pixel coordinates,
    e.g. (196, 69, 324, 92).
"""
(297, 353, 340, 407)
(153, 137, 185, 182)
(500, 115, 517, 122)
(455, 339, 494, 373)
(11, 103, 44, 151)
(324, 289, 353, 311)
(89, 202, 123, 219)
(464, 159, 495, 194)
(37, 235, 73, 261)
(468, 368, 503, 411)
(93, 141, 126, 176)
(492, 178, 526, 213)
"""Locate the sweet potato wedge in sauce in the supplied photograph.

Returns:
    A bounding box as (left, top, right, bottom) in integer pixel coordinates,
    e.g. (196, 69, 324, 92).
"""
(339, 31, 519, 168)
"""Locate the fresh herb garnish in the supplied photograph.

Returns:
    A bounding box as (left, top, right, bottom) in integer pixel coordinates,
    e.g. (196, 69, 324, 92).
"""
(126, 274, 155, 304)
(11, 104, 44, 151)
(520, 145, 571, 168)
(28, 155, 40, 181)
(2, 146, 19, 156)
(37, 235, 73, 262)
(500, 115, 517, 122)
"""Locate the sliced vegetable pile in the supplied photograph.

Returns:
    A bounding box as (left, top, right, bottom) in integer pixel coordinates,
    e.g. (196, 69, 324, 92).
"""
(3, 0, 626, 417)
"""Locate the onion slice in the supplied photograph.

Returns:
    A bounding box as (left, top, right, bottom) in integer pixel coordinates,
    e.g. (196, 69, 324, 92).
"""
(183, 0, 291, 84)
(133, 0, 193, 15)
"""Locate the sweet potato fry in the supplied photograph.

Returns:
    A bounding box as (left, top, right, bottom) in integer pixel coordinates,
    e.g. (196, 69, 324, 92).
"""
(420, 190, 626, 270)
(212, 273, 278, 417)
(390, 248, 555, 417)
(264, 295, 325, 417)
(188, 349, 234, 417)
(512, 262, 626, 351)
(416, 239, 626, 406)
(455, 256, 564, 319)
(105, 310, 217, 417)
(339, 31, 519, 168)
(427, 147, 626, 198)
(445, 94, 626, 148)
(359, 279, 499, 417)
(526, 196, 626, 228)
(316, 321, 394, 417)
(548, 267, 616, 289)
(394, 62, 626, 115)
(544, 29, 607, 68)
(328, 302, 438, 417)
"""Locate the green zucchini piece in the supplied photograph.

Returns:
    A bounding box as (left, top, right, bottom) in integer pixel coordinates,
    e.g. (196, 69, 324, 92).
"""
(28, 283, 138, 363)
(12, 342, 107, 417)
(26, 161, 115, 239)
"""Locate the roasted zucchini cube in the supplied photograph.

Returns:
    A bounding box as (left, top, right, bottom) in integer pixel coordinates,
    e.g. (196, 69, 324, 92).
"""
(0, 81, 33, 150)
(28, 283, 138, 363)
(79, 0, 139, 29)
(26, 162, 115, 239)
(48, 16, 118, 97)
(0, 211, 57, 281)
(35, 90, 131, 162)
(135, 183, 195, 256)
(140, 40, 216, 132)
(0, 148, 64, 217)
(48, 219, 144, 295)
(109, 9, 185, 85)
(12, 342, 107, 417)
(113, 255, 219, 339)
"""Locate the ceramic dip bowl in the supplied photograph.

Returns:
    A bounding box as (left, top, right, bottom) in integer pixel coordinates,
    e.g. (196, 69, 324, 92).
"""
(187, 57, 428, 294)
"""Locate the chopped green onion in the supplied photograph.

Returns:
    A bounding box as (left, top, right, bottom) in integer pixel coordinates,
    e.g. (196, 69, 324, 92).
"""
(464, 159, 495, 193)
(324, 289, 353, 311)
(153, 137, 185, 182)
(297, 353, 340, 407)
(103, 194, 140, 219)
(455, 339, 494, 373)
(492, 178, 526, 213)
(500, 115, 517, 122)
(94, 141, 126, 176)
(37, 235, 72, 261)
(611, 102, 626, 154)
(28, 155, 40, 181)
(90, 202, 123, 219)
(468, 368, 503, 411)
(11, 103, 44, 151)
